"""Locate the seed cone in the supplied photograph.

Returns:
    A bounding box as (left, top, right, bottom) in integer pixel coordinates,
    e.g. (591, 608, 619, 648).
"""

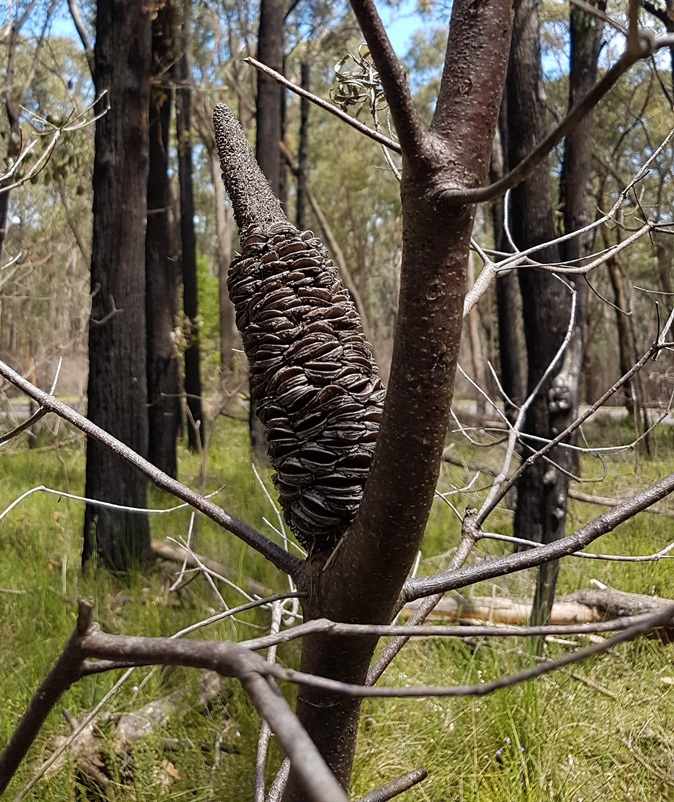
(213, 103, 384, 552)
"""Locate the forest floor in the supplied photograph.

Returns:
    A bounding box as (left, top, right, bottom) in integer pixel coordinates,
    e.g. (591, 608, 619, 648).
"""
(1, 413, 674, 801)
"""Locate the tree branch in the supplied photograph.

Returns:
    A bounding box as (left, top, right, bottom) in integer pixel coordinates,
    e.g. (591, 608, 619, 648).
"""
(347, 0, 425, 158)
(243, 57, 401, 154)
(439, 36, 667, 204)
(0, 602, 92, 795)
(0, 359, 302, 578)
(404, 470, 674, 601)
(355, 768, 428, 802)
(67, 0, 95, 80)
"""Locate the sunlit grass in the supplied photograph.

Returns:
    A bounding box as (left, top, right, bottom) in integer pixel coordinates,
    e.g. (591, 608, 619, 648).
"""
(1, 415, 673, 800)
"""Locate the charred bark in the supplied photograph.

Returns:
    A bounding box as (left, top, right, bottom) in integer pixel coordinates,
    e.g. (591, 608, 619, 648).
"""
(251, 0, 285, 458)
(83, 0, 152, 570)
(146, 0, 180, 478)
(176, 0, 204, 450)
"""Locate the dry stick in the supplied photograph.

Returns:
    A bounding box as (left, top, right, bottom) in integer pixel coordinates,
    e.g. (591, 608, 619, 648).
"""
(244, 57, 401, 154)
(366, 510, 480, 684)
(237, 610, 665, 655)
(240, 673, 349, 802)
(476, 337, 669, 526)
(355, 768, 428, 802)
(404, 469, 674, 602)
(0, 602, 93, 796)
(10, 593, 299, 801)
(269, 604, 674, 698)
(0, 359, 302, 579)
(266, 758, 291, 802)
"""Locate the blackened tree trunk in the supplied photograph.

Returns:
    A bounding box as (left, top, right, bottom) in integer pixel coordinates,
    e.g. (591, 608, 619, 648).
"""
(176, 0, 204, 450)
(250, 0, 284, 458)
(491, 107, 525, 422)
(508, 0, 573, 626)
(296, 62, 310, 231)
(146, 0, 180, 478)
(83, 0, 152, 571)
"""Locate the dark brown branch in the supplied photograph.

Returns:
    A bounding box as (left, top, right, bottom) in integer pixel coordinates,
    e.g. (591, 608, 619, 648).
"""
(243, 57, 401, 154)
(404, 471, 674, 601)
(439, 40, 662, 205)
(237, 612, 662, 654)
(272, 604, 674, 698)
(0, 360, 302, 579)
(347, 0, 425, 158)
(241, 674, 349, 802)
(0, 602, 92, 795)
(355, 768, 428, 802)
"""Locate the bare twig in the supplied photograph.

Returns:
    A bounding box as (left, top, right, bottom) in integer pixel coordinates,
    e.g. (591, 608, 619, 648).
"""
(0, 359, 302, 578)
(404, 470, 674, 601)
(355, 768, 428, 802)
(244, 57, 401, 153)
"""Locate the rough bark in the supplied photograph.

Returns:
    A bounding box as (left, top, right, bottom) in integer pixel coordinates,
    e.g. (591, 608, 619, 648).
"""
(146, 0, 180, 478)
(83, 0, 152, 570)
(281, 1, 514, 796)
(176, 0, 204, 450)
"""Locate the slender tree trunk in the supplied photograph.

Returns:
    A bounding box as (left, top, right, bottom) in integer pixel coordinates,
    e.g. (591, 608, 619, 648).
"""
(176, 0, 204, 450)
(296, 62, 310, 231)
(251, 0, 284, 458)
(281, 0, 513, 795)
(491, 108, 525, 422)
(208, 148, 236, 396)
(466, 253, 488, 416)
(83, 0, 152, 571)
(508, 0, 572, 627)
(146, 0, 180, 478)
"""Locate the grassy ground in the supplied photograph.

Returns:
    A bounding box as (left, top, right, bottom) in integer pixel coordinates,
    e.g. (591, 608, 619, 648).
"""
(1, 414, 673, 800)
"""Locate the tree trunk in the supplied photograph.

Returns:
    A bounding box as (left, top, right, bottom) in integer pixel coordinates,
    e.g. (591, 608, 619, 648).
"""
(175, 0, 204, 450)
(508, 0, 573, 627)
(296, 62, 310, 231)
(491, 108, 525, 422)
(208, 147, 236, 397)
(83, 0, 152, 571)
(251, 0, 284, 458)
(146, 1, 180, 478)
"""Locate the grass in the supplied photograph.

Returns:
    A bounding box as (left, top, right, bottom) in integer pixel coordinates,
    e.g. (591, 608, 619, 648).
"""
(1, 413, 674, 800)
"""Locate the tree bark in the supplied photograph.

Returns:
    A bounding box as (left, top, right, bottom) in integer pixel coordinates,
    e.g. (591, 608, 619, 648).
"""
(83, 0, 152, 570)
(296, 62, 310, 231)
(251, 0, 284, 458)
(146, 0, 180, 478)
(282, 1, 513, 796)
(176, 0, 204, 450)
(508, 0, 573, 627)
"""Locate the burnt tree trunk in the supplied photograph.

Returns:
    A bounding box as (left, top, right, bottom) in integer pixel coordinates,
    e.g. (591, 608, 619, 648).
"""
(491, 105, 525, 422)
(250, 0, 284, 458)
(296, 62, 310, 231)
(146, 1, 180, 478)
(508, 0, 572, 626)
(176, 0, 204, 450)
(83, 0, 152, 570)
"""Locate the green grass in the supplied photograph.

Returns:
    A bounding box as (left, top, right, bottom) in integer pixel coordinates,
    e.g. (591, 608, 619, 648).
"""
(1, 416, 674, 800)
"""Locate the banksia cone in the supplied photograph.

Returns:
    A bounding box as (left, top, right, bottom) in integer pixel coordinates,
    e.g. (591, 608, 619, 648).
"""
(213, 103, 385, 553)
